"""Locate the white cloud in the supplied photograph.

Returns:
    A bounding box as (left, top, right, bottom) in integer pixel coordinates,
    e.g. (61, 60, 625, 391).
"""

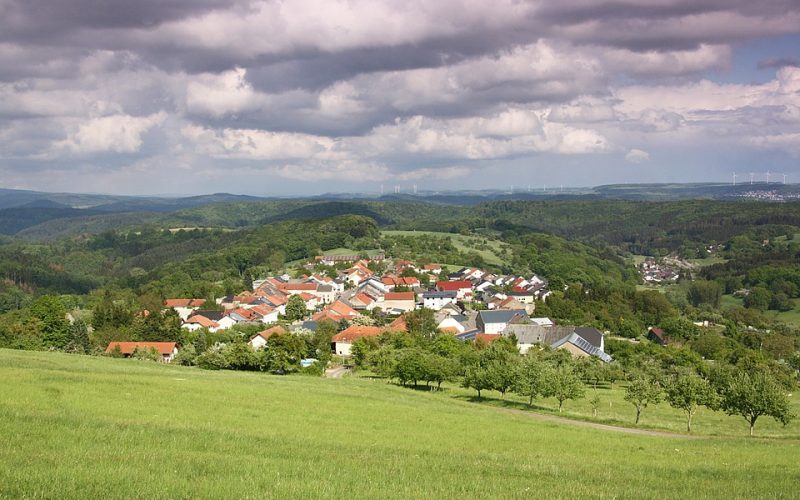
(55, 112, 166, 154)
(625, 149, 650, 163)
(181, 124, 344, 161)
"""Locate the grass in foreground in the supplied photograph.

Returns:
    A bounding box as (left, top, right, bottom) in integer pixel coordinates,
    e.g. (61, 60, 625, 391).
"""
(1, 350, 799, 498)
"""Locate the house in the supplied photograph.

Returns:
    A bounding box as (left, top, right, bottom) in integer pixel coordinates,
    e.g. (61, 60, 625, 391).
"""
(436, 280, 473, 300)
(249, 325, 288, 350)
(381, 291, 416, 313)
(647, 327, 668, 346)
(331, 326, 384, 356)
(422, 291, 458, 310)
(228, 307, 260, 323)
(182, 314, 220, 332)
(349, 292, 377, 311)
(437, 315, 466, 334)
(551, 329, 611, 363)
(105, 342, 178, 363)
(344, 260, 374, 285)
(186, 310, 236, 331)
(503, 324, 575, 354)
(312, 300, 360, 323)
(502, 324, 611, 362)
(477, 309, 529, 334)
(163, 299, 206, 321)
(422, 264, 442, 275)
(386, 315, 408, 332)
(250, 304, 279, 324)
(381, 276, 421, 289)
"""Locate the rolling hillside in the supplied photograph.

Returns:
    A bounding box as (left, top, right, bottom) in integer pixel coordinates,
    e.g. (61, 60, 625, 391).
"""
(1, 350, 797, 498)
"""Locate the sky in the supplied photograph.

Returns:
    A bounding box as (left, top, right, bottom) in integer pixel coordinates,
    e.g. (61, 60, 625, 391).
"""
(1, 0, 799, 196)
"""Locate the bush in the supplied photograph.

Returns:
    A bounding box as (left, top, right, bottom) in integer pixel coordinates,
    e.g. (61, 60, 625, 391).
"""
(196, 344, 229, 370)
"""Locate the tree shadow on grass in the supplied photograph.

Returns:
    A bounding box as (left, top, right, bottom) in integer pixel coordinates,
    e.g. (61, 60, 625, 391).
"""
(451, 394, 552, 412)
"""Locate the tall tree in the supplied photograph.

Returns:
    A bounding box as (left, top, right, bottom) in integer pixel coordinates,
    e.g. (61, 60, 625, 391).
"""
(284, 295, 308, 322)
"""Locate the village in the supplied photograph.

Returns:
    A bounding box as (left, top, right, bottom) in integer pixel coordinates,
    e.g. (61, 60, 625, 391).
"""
(107, 254, 612, 365)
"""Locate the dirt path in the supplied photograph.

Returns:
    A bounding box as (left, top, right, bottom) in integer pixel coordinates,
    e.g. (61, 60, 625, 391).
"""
(495, 406, 701, 439)
(325, 366, 350, 379)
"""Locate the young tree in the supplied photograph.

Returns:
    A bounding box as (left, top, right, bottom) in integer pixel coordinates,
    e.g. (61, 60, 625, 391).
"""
(665, 374, 717, 432)
(284, 295, 308, 322)
(717, 369, 795, 436)
(589, 393, 601, 418)
(194, 330, 208, 355)
(543, 365, 586, 412)
(463, 363, 493, 399)
(624, 376, 662, 424)
(392, 348, 426, 387)
(65, 319, 91, 354)
(514, 355, 547, 406)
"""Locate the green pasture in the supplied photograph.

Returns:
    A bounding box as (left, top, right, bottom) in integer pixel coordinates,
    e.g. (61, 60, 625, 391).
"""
(381, 230, 510, 267)
(1, 350, 799, 498)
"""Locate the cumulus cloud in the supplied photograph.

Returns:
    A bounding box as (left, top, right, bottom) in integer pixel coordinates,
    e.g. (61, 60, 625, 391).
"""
(0, 0, 799, 193)
(625, 148, 650, 163)
(55, 112, 167, 154)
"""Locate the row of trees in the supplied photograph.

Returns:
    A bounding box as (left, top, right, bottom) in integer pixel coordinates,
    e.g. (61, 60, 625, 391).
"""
(351, 328, 795, 435)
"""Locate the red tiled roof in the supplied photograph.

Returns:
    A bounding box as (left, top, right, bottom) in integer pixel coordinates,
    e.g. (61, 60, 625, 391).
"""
(384, 291, 415, 301)
(250, 304, 275, 317)
(423, 264, 441, 270)
(250, 325, 287, 341)
(232, 308, 258, 321)
(164, 298, 205, 308)
(354, 292, 374, 305)
(106, 342, 177, 355)
(475, 334, 501, 344)
(280, 283, 317, 291)
(436, 280, 472, 291)
(185, 315, 220, 328)
(332, 326, 383, 343)
(387, 315, 408, 332)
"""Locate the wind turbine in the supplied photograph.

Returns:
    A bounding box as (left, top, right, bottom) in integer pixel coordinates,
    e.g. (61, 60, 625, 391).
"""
(732, 172, 737, 186)
(750, 172, 754, 185)
(766, 171, 771, 183)
(783, 174, 788, 185)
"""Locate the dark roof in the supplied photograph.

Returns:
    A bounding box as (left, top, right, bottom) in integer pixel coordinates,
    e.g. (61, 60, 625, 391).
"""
(317, 284, 333, 292)
(551, 333, 612, 363)
(477, 309, 529, 324)
(299, 321, 319, 332)
(503, 324, 574, 345)
(574, 327, 603, 349)
(190, 310, 226, 321)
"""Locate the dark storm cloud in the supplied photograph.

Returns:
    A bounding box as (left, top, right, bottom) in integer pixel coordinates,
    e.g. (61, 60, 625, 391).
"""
(0, 0, 241, 40)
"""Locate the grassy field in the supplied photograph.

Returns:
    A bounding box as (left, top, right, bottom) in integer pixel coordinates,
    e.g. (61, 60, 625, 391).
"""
(721, 294, 800, 327)
(441, 380, 800, 439)
(2, 350, 799, 498)
(381, 230, 510, 267)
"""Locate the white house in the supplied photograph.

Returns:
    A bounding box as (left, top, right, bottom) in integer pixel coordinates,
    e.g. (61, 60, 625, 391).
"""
(423, 291, 458, 310)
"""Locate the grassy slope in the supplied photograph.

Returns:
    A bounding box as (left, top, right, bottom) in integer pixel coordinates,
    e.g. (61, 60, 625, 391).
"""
(381, 230, 509, 266)
(721, 294, 800, 327)
(1, 350, 799, 498)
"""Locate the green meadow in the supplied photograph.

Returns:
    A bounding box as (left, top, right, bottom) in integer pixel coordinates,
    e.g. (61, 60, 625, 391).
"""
(381, 230, 510, 267)
(1, 349, 799, 499)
